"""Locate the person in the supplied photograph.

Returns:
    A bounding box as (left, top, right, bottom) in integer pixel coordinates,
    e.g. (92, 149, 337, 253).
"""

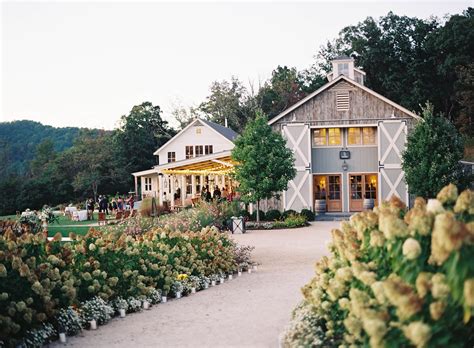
(103, 195, 109, 215)
(128, 195, 135, 210)
(205, 186, 212, 202)
(221, 186, 228, 199)
(117, 196, 123, 211)
(87, 198, 95, 220)
(174, 188, 181, 202)
(201, 187, 207, 200)
(111, 198, 118, 213)
(213, 185, 221, 200)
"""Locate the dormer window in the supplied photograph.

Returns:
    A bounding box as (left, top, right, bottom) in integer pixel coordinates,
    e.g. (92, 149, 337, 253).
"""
(338, 63, 349, 76)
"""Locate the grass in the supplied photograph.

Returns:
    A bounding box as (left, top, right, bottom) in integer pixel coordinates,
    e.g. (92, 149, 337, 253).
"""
(48, 225, 95, 237)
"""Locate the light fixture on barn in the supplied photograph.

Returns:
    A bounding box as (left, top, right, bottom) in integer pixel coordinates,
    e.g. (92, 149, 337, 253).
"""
(342, 160, 348, 171)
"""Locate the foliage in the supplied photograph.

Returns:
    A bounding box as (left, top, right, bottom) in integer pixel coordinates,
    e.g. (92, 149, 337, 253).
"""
(402, 104, 467, 198)
(282, 214, 308, 228)
(250, 210, 266, 221)
(282, 210, 297, 219)
(0, 223, 245, 345)
(283, 184, 474, 347)
(233, 245, 255, 271)
(54, 307, 83, 336)
(300, 209, 315, 222)
(113, 102, 176, 178)
(265, 209, 282, 221)
(232, 113, 296, 222)
(313, 9, 474, 135)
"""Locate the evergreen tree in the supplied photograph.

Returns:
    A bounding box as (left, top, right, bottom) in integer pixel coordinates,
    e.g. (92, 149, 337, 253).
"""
(402, 103, 465, 198)
(231, 113, 296, 222)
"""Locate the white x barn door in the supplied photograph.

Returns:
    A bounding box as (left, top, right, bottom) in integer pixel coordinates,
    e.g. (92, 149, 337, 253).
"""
(378, 120, 409, 204)
(282, 124, 311, 211)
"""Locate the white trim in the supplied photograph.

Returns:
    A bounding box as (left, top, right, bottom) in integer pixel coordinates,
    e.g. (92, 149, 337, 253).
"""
(310, 123, 379, 129)
(354, 67, 366, 76)
(268, 75, 421, 126)
(154, 118, 235, 155)
(284, 124, 310, 167)
(132, 168, 159, 177)
(347, 172, 379, 212)
(155, 150, 232, 171)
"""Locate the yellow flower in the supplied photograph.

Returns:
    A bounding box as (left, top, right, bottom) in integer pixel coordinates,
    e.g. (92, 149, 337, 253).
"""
(431, 273, 450, 300)
(429, 301, 446, 320)
(402, 321, 431, 348)
(379, 212, 408, 240)
(430, 212, 464, 265)
(402, 238, 422, 260)
(463, 278, 474, 307)
(454, 189, 474, 214)
(436, 183, 458, 205)
(415, 272, 432, 298)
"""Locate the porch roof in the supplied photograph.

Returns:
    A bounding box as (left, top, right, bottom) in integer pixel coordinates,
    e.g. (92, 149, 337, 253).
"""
(155, 150, 236, 175)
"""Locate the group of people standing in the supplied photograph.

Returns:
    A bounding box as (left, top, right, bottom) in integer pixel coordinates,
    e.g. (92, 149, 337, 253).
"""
(200, 185, 233, 202)
(86, 195, 135, 220)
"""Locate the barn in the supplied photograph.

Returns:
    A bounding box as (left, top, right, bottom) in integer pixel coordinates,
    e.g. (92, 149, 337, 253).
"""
(268, 56, 421, 213)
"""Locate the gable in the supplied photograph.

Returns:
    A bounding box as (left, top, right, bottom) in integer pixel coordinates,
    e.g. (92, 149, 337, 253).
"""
(269, 76, 420, 128)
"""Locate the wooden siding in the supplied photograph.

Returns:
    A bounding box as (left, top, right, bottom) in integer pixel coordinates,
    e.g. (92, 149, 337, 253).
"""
(271, 80, 417, 130)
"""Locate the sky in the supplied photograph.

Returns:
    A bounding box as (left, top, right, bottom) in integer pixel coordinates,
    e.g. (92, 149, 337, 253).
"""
(1, 1, 471, 130)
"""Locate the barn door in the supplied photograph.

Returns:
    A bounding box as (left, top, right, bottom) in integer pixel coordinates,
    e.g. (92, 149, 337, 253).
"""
(378, 120, 408, 204)
(282, 124, 311, 212)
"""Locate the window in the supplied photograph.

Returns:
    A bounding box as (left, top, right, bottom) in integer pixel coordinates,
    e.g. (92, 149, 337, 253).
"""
(205, 145, 213, 155)
(328, 175, 341, 200)
(144, 177, 152, 191)
(195, 175, 201, 193)
(364, 174, 377, 199)
(362, 127, 376, 145)
(328, 128, 341, 146)
(348, 128, 362, 145)
(338, 63, 349, 76)
(195, 145, 204, 157)
(185, 146, 194, 159)
(196, 127, 202, 134)
(313, 129, 327, 146)
(348, 127, 376, 145)
(313, 128, 341, 146)
(186, 175, 192, 195)
(167, 152, 176, 163)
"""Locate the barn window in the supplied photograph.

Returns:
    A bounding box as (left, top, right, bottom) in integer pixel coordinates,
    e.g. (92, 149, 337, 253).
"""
(328, 128, 341, 146)
(348, 127, 377, 145)
(336, 91, 350, 111)
(313, 129, 327, 146)
(313, 128, 341, 147)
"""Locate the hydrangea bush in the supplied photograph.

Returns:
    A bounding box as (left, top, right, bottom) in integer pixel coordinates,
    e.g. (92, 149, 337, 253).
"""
(282, 184, 474, 348)
(0, 223, 249, 346)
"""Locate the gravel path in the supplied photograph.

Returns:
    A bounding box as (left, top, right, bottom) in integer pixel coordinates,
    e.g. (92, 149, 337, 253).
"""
(57, 222, 338, 348)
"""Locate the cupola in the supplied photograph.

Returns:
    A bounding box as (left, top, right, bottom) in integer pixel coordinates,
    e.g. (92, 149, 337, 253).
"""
(326, 55, 366, 85)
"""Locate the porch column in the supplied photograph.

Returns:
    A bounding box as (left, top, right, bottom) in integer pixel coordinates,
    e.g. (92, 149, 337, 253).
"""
(134, 176, 138, 199)
(158, 174, 164, 205)
(200, 175, 204, 192)
(191, 175, 196, 197)
(170, 176, 175, 208)
(221, 175, 225, 189)
(181, 175, 186, 206)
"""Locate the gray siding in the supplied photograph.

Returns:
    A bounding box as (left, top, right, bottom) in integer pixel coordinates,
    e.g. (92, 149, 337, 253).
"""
(311, 147, 378, 173)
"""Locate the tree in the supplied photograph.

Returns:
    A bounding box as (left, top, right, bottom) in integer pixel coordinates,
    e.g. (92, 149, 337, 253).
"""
(231, 113, 296, 222)
(199, 77, 254, 133)
(402, 103, 465, 198)
(114, 102, 175, 183)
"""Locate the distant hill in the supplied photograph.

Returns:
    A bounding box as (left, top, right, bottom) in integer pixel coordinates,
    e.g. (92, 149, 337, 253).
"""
(0, 120, 100, 175)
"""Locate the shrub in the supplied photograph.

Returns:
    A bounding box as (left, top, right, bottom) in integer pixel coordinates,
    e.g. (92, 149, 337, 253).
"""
(0, 222, 249, 345)
(300, 208, 315, 221)
(282, 209, 297, 219)
(284, 214, 307, 228)
(265, 209, 282, 221)
(238, 209, 251, 219)
(283, 184, 474, 347)
(250, 210, 266, 221)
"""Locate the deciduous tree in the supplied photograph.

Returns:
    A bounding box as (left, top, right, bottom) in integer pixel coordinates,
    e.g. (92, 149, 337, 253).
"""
(231, 113, 296, 222)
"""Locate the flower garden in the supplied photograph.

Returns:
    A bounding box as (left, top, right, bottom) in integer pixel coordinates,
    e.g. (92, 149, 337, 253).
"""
(0, 201, 255, 347)
(282, 184, 474, 347)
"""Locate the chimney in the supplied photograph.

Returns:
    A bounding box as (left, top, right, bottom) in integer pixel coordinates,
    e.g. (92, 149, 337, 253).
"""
(224, 118, 228, 128)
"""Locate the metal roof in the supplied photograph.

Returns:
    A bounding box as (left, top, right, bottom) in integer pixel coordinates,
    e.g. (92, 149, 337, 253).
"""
(199, 118, 239, 141)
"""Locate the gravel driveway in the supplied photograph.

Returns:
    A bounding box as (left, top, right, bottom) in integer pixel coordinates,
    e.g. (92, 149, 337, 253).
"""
(58, 222, 338, 348)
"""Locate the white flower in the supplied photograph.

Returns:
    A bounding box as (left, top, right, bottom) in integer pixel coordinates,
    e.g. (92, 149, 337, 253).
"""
(402, 238, 422, 260)
(426, 199, 445, 215)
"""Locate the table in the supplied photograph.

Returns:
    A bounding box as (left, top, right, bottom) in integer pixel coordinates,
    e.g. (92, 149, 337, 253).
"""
(72, 210, 88, 221)
(64, 206, 78, 216)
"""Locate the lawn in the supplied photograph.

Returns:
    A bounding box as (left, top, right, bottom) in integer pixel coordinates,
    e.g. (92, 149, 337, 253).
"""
(48, 225, 93, 237)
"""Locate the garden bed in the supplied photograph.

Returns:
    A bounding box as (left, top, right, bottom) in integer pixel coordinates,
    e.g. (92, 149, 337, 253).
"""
(281, 184, 474, 347)
(0, 202, 255, 347)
